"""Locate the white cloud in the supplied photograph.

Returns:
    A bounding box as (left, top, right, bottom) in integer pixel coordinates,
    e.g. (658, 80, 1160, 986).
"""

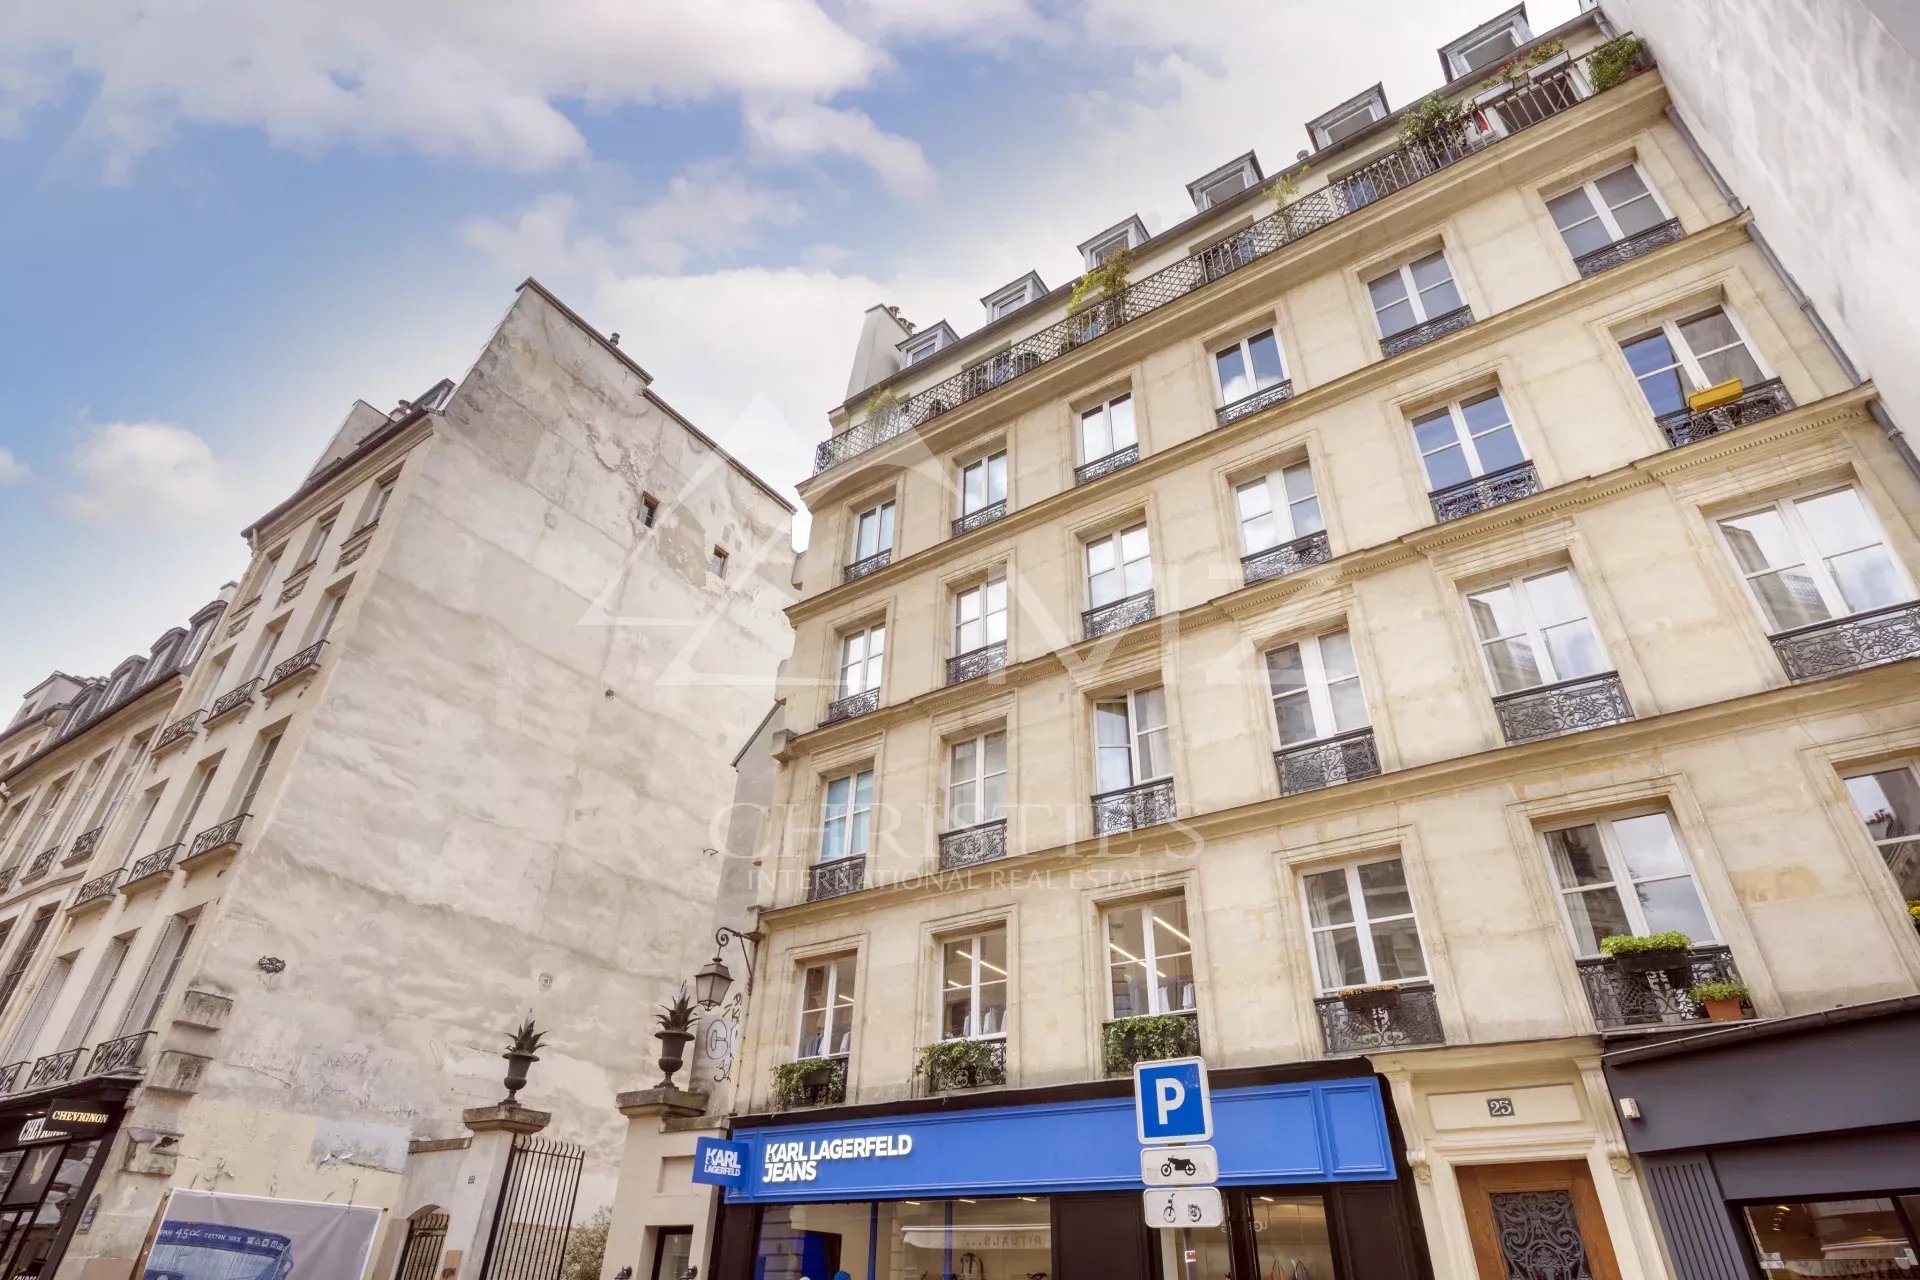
(743, 100, 933, 197)
(0, 447, 27, 485)
(63, 422, 225, 524)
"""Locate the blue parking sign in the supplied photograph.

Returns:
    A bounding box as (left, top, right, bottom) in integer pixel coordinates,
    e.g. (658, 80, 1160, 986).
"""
(1133, 1057, 1211, 1145)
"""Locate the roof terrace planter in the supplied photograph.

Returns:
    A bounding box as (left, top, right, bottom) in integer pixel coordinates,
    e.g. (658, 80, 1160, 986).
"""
(1242, 530, 1332, 586)
(70, 869, 123, 912)
(821, 688, 879, 727)
(1215, 380, 1296, 428)
(1091, 777, 1176, 836)
(1429, 460, 1541, 523)
(1274, 728, 1382, 796)
(204, 678, 262, 726)
(65, 826, 104, 866)
(1573, 217, 1684, 278)
(1658, 377, 1794, 448)
(86, 1029, 155, 1076)
(122, 844, 182, 892)
(1577, 944, 1746, 1031)
(1082, 590, 1156, 641)
(153, 709, 203, 755)
(842, 549, 893, 584)
(1769, 601, 1920, 683)
(1316, 983, 1445, 1054)
(946, 642, 1008, 687)
(1380, 305, 1475, 358)
(265, 640, 326, 693)
(1493, 672, 1633, 745)
(808, 855, 866, 902)
(183, 815, 247, 866)
(952, 500, 1008, 538)
(938, 819, 1007, 871)
(25, 1048, 81, 1092)
(1075, 444, 1139, 486)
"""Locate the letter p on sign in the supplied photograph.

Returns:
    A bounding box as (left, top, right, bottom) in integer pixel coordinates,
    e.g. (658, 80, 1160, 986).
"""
(1134, 1057, 1211, 1145)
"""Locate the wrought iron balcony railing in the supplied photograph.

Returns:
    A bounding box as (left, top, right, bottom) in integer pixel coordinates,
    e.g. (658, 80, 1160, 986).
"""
(154, 709, 202, 752)
(1430, 460, 1541, 522)
(125, 844, 182, 887)
(266, 640, 326, 689)
(1216, 380, 1295, 428)
(25, 1048, 82, 1091)
(938, 819, 1007, 871)
(947, 642, 1008, 686)
(1380, 305, 1475, 358)
(187, 814, 248, 861)
(66, 826, 104, 864)
(1103, 1011, 1200, 1076)
(810, 41, 1642, 476)
(1494, 673, 1633, 744)
(821, 687, 879, 726)
(920, 1039, 1007, 1094)
(808, 855, 866, 901)
(206, 677, 262, 723)
(1075, 445, 1139, 486)
(1092, 777, 1176, 836)
(1577, 945, 1746, 1030)
(1657, 377, 1794, 448)
(0, 1062, 24, 1094)
(1242, 530, 1332, 586)
(842, 549, 892, 583)
(1315, 983, 1445, 1055)
(86, 1030, 154, 1075)
(1572, 217, 1684, 277)
(952, 500, 1007, 537)
(22, 846, 59, 882)
(1275, 728, 1382, 796)
(1770, 601, 1920, 683)
(1083, 590, 1155, 641)
(71, 869, 123, 910)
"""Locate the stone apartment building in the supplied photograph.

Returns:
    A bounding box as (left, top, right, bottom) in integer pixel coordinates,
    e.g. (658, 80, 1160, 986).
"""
(0, 280, 794, 1279)
(606, 8, 1920, 1280)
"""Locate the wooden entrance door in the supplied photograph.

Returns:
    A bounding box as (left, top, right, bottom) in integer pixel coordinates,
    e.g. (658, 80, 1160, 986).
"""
(1457, 1161, 1623, 1280)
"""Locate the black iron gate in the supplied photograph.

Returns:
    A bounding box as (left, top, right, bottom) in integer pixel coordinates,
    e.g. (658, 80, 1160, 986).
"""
(393, 1212, 449, 1280)
(478, 1134, 585, 1280)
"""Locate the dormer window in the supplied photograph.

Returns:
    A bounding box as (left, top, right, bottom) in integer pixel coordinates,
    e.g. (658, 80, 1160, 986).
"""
(1306, 86, 1389, 150)
(899, 321, 957, 367)
(1185, 153, 1263, 212)
(1440, 6, 1533, 78)
(1078, 216, 1149, 272)
(981, 273, 1047, 323)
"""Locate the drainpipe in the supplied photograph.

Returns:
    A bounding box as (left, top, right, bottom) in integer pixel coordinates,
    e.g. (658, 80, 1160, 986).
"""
(1665, 105, 1920, 482)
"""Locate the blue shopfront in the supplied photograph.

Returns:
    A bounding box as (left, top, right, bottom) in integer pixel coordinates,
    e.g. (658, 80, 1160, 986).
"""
(703, 1077, 1426, 1280)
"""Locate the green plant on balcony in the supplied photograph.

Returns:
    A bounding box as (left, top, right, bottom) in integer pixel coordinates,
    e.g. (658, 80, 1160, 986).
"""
(1398, 92, 1468, 151)
(1103, 1012, 1198, 1076)
(913, 1039, 1005, 1093)
(1480, 38, 1566, 90)
(1065, 246, 1134, 347)
(771, 1056, 846, 1110)
(1689, 979, 1750, 1022)
(861, 385, 903, 426)
(1599, 930, 1694, 956)
(1599, 931, 1695, 984)
(1587, 34, 1648, 93)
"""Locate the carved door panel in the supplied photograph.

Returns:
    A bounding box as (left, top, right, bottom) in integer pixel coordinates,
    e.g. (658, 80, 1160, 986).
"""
(1457, 1162, 1622, 1280)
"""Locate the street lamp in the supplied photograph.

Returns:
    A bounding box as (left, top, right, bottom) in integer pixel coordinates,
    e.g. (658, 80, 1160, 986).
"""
(697, 926, 761, 1009)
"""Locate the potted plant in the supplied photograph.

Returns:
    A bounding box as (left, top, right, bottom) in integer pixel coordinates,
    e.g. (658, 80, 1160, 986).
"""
(771, 1056, 846, 1110)
(1688, 979, 1750, 1023)
(1065, 246, 1133, 348)
(1398, 92, 1469, 155)
(499, 1017, 547, 1105)
(653, 987, 698, 1088)
(914, 1039, 1006, 1093)
(1336, 983, 1400, 1013)
(1587, 34, 1649, 93)
(1102, 1012, 1199, 1076)
(1600, 931, 1695, 989)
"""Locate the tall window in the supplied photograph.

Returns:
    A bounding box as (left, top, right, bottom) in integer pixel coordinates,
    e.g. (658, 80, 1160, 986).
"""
(795, 955, 856, 1059)
(1105, 898, 1194, 1019)
(941, 929, 1008, 1040)
(818, 770, 874, 864)
(1213, 330, 1287, 406)
(1842, 765, 1920, 904)
(253, 545, 285, 598)
(1547, 165, 1668, 258)
(246, 621, 285, 682)
(1466, 569, 1608, 694)
(1368, 251, 1462, 338)
(836, 625, 886, 699)
(1543, 813, 1712, 955)
(1235, 462, 1322, 556)
(168, 760, 219, 846)
(1079, 394, 1137, 464)
(50, 755, 108, 848)
(850, 500, 895, 563)
(1620, 307, 1766, 418)
(953, 580, 1007, 657)
(117, 913, 196, 1035)
(308, 589, 346, 645)
(945, 732, 1007, 830)
(5, 954, 73, 1061)
(88, 734, 150, 834)
(61, 935, 131, 1050)
(1410, 390, 1526, 492)
(1094, 687, 1170, 792)
(1266, 630, 1368, 746)
(1086, 524, 1152, 608)
(297, 516, 336, 569)
(0, 907, 56, 1017)
(197, 654, 230, 709)
(15, 779, 69, 858)
(362, 475, 397, 529)
(1300, 858, 1427, 992)
(959, 452, 1007, 518)
(121, 786, 165, 858)
(1717, 488, 1909, 633)
(233, 732, 282, 818)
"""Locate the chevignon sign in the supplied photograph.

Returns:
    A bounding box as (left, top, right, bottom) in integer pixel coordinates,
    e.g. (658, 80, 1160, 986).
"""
(761, 1133, 914, 1185)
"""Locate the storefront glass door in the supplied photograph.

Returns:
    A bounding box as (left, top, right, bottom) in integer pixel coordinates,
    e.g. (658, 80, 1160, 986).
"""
(752, 1196, 1052, 1280)
(0, 1139, 102, 1279)
(1155, 1190, 1337, 1280)
(1742, 1197, 1920, 1280)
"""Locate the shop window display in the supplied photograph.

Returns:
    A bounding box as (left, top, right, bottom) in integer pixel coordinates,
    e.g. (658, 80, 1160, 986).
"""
(1743, 1197, 1920, 1280)
(753, 1196, 1051, 1280)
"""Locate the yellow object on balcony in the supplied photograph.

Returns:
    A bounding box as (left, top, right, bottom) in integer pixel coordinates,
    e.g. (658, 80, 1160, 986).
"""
(1687, 378, 1744, 412)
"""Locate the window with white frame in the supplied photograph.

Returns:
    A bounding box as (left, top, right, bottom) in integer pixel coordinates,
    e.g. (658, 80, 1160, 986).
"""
(1086, 524, 1151, 608)
(953, 580, 1007, 656)
(945, 731, 1007, 830)
(361, 474, 397, 530)
(1086, 229, 1134, 267)
(850, 500, 895, 564)
(1842, 764, 1920, 903)
(1105, 898, 1194, 1019)
(1410, 389, 1526, 492)
(1235, 461, 1322, 556)
(941, 928, 1007, 1039)
(1546, 164, 1669, 259)
(1620, 307, 1767, 419)
(1213, 330, 1288, 408)
(1542, 812, 1713, 955)
(1266, 630, 1368, 747)
(1300, 857, 1427, 991)
(903, 336, 941, 365)
(1094, 687, 1170, 792)
(1717, 488, 1910, 634)
(1446, 23, 1525, 76)
(1466, 569, 1609, 694)
(1367, 251, 1463, 338)
(1079, 394, 1137, 464)
(795, 954, 857, 1059)
(990, 292, 1026, 320)
(836, 624, 886, 699)
(308, 587, 346, 645)
(959, 452, 1007, 517)
(817, 769, 873, 864)
(246, 621, 284, 682)
(1314, 100, 1383, 148)
(296, 515, 336, 569)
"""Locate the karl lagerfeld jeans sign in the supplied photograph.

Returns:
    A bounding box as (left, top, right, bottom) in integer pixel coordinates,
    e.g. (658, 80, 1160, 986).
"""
(760, 1133, 914, 1185)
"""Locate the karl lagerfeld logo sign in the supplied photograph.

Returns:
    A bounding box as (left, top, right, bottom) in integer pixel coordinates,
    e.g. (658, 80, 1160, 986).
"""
(760, 1133, 914, 1185)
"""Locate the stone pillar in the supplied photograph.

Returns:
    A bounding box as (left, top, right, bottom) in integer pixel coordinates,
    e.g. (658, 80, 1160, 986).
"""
(604, 1088, 720, 1280)
(437, 1103, 552, 1280)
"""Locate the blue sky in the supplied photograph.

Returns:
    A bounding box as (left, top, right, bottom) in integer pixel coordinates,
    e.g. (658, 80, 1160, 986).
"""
(0, 0, 1579, 700)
